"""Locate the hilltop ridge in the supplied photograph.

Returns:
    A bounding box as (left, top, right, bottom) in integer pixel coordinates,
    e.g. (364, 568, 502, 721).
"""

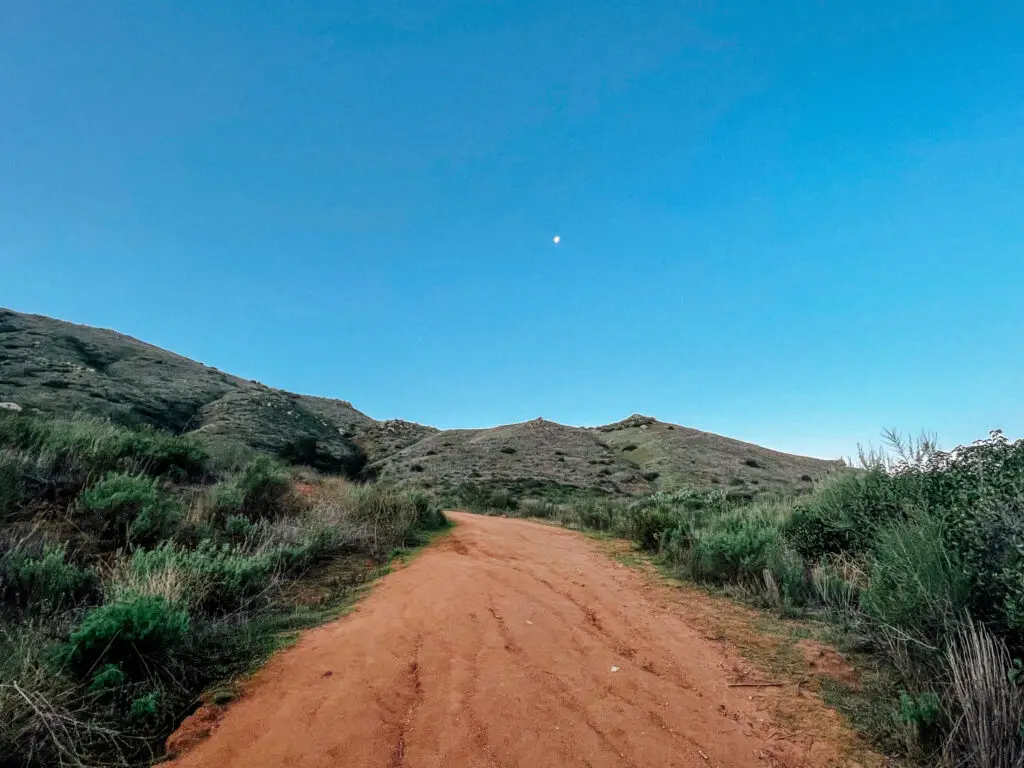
(0, 308, 838, 497)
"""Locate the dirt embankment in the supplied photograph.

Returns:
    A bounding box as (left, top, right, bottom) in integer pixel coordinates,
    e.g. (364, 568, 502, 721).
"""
(166, 512, 881, 768)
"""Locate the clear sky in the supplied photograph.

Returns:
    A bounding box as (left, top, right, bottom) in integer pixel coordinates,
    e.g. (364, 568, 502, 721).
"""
(2, 2, 1022, 460)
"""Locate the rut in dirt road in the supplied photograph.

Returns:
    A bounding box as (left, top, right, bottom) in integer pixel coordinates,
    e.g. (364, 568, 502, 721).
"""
(166, 512, 878, 768)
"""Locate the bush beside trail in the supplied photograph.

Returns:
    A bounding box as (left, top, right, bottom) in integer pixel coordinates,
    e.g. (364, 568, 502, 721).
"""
(0, 410, 448, 767)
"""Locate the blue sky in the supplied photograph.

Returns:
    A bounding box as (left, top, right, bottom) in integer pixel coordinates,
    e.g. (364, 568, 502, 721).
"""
(2, 2, 1022, 459)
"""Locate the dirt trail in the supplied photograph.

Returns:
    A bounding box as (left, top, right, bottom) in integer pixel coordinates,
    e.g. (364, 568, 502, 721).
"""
(167, 513, 879, 768)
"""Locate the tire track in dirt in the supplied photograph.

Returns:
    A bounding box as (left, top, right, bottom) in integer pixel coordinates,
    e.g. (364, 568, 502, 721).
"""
(166, 512, 883, 768)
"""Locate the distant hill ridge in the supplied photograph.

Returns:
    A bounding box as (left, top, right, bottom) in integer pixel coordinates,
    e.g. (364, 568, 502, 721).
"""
(0, 308, 839, 497)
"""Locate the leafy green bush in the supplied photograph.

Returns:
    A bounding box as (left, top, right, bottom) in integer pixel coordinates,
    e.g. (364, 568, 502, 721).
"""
(68, 595, 190, 677)
(211, 456, 293, 520)
(0, 544, 94, 611)
(622, 500, 683, 550)
(208, 479, 245, 517)
(783, 471, 910, 560)
(79, 472, 182, 545)
(783, 500, 860, 559)
(686, 513, 784, 584)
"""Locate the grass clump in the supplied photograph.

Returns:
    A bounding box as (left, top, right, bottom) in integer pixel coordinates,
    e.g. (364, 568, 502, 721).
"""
(208, 456, 293, 520)
(859, 510, 971, 644)
(0, 411, 208, 493)
(0, 543, 95, 611)
(80, 472, 182, 546)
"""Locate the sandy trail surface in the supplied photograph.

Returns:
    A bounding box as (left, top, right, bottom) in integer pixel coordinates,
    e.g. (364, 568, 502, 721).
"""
(167, 512, 877, 768)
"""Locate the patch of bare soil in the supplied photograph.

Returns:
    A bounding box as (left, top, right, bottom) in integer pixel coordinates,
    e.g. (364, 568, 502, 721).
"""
(166, 513, 885, 767)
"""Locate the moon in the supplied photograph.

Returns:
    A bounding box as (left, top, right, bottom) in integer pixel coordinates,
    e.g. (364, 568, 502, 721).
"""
(553, 235, 560, 244)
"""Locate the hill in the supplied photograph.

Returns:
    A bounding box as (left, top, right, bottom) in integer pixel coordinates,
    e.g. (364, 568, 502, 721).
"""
(373, 414, 835, 499)
(0, 308, 838, 496)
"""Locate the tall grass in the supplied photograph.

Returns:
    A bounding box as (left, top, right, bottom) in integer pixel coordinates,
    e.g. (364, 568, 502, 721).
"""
(944, 620, 1024, 767)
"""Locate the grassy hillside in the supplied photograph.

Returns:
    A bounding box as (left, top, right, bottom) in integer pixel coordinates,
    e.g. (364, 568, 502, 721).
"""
(373, 418, 653, 497)
(0, 309, 418, 475)
(595, 414, 832, 494)
(375, 414, 838, 500)
(0, 308, 837, 497)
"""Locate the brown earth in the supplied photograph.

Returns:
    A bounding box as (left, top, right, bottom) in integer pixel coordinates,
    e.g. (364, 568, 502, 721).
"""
(165, 513, 883, 768)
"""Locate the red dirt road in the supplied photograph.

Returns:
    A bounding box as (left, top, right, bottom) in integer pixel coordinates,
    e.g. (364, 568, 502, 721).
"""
(167, 513, 877, 768)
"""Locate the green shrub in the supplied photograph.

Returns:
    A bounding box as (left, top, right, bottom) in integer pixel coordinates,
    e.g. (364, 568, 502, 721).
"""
(126, 541, 279, 614)
(860, 511, 971, 644)
(456, 484, 519, 514)
(687, 516, 782, 584)
(212, 457, 293, 520)
(568, 498, 621, 531)
(897, 689, 941, 728)
(406, 490, 447, 531)
(0, 544, 94, 611)
(0, 411, 208, 490)
(88, 663, 127, 695)
(659, 521, 694, 562)
(79, 472, 182, 545)
(224, 514, 258, 541)
(519, 499, 559, 519)
(784, 471, 903, 559)
(895, 690, 943, 753)
(128, 691, 161, 724)
(208, 479, 245, 517)
(784, 501, 860, 559)
(623, 500, 683, 550)
(203, 438, 260, 474)
(68, 595, 190, 676)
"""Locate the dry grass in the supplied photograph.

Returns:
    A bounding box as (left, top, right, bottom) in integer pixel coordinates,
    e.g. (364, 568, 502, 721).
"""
(943, 619, 1024, 768)
(104, 556, 187, 605)
(0, 628, 129, 767)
